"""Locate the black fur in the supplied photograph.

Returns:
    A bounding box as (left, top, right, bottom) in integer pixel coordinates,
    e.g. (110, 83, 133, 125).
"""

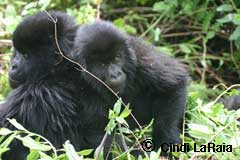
(71, 21, 189, 157)
(0, 11, 83, 159)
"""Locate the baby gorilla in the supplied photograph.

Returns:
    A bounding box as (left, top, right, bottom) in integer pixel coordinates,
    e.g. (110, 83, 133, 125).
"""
(72, 21, 189, 157)
(0, 11, 83, 159)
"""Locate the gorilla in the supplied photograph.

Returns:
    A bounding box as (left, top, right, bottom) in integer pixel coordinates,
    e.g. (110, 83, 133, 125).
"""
(0, 11, 83, 159)
(71, 21, 189, 156)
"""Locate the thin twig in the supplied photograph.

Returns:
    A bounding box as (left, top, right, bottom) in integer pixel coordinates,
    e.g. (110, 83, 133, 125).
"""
(200, 38, 207, 84)
(230, 41, 240, 76)
(207, 70, 225, 84)
(96, 1, 101, 19)
(118, 124, 131, 160)
(230, 0, 238, 12)
(44, 10, 142, 131)
(161, 31, 202, 38)
(107, 7, 152, 14)
(213, 84, 240, 104)
(94, 132, 108, 160)
(140, 15, 164, 38)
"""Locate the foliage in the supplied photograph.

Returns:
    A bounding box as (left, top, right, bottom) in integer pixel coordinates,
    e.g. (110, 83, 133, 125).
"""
(181, 86, 240, 159)
(0, 119, 94, 160)
(1, 0, 240, 159)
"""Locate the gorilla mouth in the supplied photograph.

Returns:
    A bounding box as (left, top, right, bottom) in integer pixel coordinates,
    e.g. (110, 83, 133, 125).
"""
(8, 75, 25, 88)
(8, 76, 24, 83)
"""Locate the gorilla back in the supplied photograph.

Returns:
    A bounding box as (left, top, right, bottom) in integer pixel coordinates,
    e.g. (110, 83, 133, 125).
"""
(0, 11, 82, 159)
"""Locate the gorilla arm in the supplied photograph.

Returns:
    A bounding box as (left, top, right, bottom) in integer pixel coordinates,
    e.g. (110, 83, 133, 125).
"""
(128, 37, 188, 149)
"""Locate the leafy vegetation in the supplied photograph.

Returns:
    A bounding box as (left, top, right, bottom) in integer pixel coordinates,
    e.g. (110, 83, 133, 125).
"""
(0, 0, 240, 159)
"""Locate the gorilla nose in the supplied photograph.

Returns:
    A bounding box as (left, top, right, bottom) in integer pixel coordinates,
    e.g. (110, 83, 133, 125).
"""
(11, 64, 17, 70)
(110, 70, 122, 79)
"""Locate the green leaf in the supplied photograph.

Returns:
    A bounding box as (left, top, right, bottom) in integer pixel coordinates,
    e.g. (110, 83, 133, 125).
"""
(230, 136, 240, 148)
(79, 149, 93, 156)
(217, 13, 234, 24)
(153, 2, 170, 12)
(188, 123, 213, 139)
(0, 148, 9, 155)
(113, 99, 122, 115)
(202, 12, 214, 32)
(230, 26, 240, 40)
(206, 31, 215, 40)
(228, 89, 239, 96)
(233, 14, 240, 25)
(116, 117, 129, 127)
(113, 18, 125, 27)
(16, 136, 51, 151)
(39, 0, 51, 10)
(143, 119, 154, 130)
(118, 127, 132, 134)
(154, 28, 161, 42)
(0, 133, 16, 148)
(0, 128, 13, 136)
(64, 141, 81, 160)
(106, 119, 116, 134)
(234, 36, 240, 48)
(123, 25, 137, 34)
(38, 151, 53, 160)
(114, 18, 136, 34)
(108, 110, 115, 119)
(8, 118, 26, 131)
(5, 5, 16, 17)
(156, 47, 173, 55)
(120, 105, 131, 119)
(217, 4, 233, 12)
(27, 150, 39, 160)
(210, 103, 224, 117)
(94, 147, 104, 160)
(149, 151, 159, 160)
(179, 44, 191, 54)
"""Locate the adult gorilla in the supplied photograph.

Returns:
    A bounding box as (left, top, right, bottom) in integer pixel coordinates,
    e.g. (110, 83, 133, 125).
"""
(71, 21, 189, 156)
(0, 11, 83, 159)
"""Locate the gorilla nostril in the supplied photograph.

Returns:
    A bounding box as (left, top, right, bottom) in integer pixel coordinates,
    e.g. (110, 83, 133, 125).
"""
(11, 65, 17, 70)
(110, 74, 117, 79)
(117, 71, 122, 76)
(111, 71, 122, 79)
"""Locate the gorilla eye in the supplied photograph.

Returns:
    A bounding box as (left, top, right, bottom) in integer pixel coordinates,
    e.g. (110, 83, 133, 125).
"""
(115, 54, 121, 61)
(22, 54, 29, 59)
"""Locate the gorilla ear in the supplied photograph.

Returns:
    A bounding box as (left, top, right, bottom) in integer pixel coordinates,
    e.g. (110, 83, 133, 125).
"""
(54, 52, 63, 66)
(129, 48, 137, 62)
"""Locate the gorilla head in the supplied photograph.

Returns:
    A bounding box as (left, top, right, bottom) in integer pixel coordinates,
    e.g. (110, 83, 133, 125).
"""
(9, 11, 77, 88)
(71, 20, 188, 158)
(72, 21, 137, 94)
(0, 11, 82, 160)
